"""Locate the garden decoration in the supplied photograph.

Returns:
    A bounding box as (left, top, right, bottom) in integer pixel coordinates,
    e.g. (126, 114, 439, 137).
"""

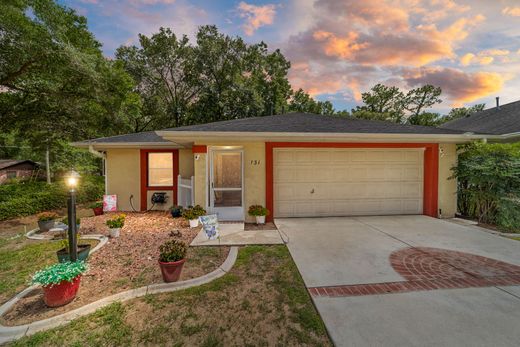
(182, 205, 206, 228)
(158, 239, 187, 282)
(106, 213, 126, 238)
(89, 201, 104, 216)
(31, 261, 87, 307)
(65, 170, 80, 261)
(37, 212, 59, 232)
(248, 205, 270, 225)
(199, 214, 220, 240)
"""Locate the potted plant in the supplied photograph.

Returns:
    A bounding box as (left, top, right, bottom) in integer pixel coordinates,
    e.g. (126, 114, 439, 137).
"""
(37, 212, 60, 232)
(158, 239, 187, 282)
(31, 261, 87, 307)
(106, 213, 126, 238)
(89, 201, 104, 216)
(170, 205, 184, 218)
(248, 205, 269, 225)
(182, 205, 206, 228)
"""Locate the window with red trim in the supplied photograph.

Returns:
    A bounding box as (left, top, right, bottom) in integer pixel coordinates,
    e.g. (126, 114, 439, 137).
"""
(148, 152, 174, 187)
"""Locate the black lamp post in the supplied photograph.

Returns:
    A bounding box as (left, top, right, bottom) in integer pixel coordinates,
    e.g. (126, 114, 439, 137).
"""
(66, 170, 80, 262)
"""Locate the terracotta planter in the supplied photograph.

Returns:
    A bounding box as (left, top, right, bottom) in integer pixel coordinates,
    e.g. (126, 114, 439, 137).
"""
(255, 216, 266, 225)
(109, 228, 121, 238)
(56, 244, 91, 263)
(42, 275, 81, 307)
(158, 258, 186, 282)
(189, 219, 199, 228)
(38, 220, 55, 232)
(92, 207, 104, 216)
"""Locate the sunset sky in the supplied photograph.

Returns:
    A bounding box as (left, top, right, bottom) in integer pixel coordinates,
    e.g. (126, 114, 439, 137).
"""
(60, 0, 520, 114)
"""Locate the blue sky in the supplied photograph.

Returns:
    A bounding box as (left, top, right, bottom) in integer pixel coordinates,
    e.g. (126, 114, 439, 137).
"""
(60, 0, 520, 114)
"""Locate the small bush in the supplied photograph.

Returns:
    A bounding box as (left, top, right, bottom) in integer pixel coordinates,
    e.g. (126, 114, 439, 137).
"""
(37, 212, 60, 221)
(106, 214, 126, 229)
(159, 239, 187, 262)
(182, 205, 206, 220)
(31, 261, 88, 287)
(248, 205, 269, 216)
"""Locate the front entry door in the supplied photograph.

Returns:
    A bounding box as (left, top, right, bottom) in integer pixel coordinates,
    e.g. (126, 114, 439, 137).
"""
(209, 149, 244, 221)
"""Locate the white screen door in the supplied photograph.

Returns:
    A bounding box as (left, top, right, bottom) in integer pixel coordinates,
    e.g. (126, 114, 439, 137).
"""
(209, 149, 244, 221)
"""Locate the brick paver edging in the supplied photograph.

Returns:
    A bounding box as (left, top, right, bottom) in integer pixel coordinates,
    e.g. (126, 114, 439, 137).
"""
(0, 247, 238, 344)
(309, 247, 520, 298)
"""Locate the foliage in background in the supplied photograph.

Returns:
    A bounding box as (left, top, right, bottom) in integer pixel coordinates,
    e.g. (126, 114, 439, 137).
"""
(106, 214, 126, 229)
(31, 261, 87, 287)
(248, 205, 270, 216)
(452, 142, 520, 231)
(0, 176, 104, 220)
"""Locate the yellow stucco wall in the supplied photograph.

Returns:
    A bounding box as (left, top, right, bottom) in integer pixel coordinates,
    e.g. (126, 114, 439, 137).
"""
(179, 148, 194, 178)
(438, 143, 458, 218)
(193, 142, 266, 222)
(105, 149, 141, 211)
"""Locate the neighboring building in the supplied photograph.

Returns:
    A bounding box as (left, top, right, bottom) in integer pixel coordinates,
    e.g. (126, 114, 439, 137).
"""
(441, 98, 520, 141)
(73, 112, 495, 222)
(0, 160, 40, 184)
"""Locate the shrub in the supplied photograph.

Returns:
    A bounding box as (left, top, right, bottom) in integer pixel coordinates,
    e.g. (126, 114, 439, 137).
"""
(0, 175, 104, 220)
(182, 205, 206, 220)
(248, 205, 269, 216)
(62, 216, 81, 226)
(89, 201, 103, 209)
(37, 212, 60, 221)
(159, 239, 187, 262)
(31, 261, 88, 287)
(452, 142, 520, 231)
(106, 214, 126, 229)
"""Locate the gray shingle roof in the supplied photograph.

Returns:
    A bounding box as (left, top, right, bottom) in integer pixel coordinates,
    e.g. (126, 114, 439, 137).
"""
(75, 131, 169, 144)
(162, 113, 465, 134)
(440, 100, 520, 135)
(0, 160, 39, 170)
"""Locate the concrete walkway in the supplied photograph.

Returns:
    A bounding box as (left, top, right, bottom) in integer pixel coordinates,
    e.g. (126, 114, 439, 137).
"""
(190, 223, 283, 246)
(276, 216, 520, 347)
(0, 247, 238, 344)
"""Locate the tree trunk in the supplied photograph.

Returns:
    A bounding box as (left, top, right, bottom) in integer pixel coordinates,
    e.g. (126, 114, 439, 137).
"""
(46, 145, 51, 184)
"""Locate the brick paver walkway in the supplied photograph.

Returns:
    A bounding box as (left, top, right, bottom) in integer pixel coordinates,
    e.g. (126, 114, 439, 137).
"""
(309, 247, 520, 298)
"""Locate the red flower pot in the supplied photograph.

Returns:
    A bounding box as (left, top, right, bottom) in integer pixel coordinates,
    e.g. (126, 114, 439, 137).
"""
(158, 259, 186, 282)
(92, 207, 104, 216)
(42, 275, 81, 307)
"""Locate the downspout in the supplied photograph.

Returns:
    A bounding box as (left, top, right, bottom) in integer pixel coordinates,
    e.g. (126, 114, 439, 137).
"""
(89, 145, 107, 195)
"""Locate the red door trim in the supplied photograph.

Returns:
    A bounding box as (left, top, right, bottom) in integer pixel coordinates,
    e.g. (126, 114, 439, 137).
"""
(140, 149, 179, 211)
(265, 142, 439, 222)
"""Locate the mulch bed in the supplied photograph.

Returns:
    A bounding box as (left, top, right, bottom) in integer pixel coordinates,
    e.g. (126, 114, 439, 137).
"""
(1, 211, 229, 326)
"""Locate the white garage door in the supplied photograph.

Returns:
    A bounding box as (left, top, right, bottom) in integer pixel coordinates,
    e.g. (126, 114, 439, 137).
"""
(274, 148, 424, 217)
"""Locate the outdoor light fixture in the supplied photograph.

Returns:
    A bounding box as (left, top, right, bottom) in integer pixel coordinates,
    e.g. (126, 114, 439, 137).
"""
(65, 170, 81, 261)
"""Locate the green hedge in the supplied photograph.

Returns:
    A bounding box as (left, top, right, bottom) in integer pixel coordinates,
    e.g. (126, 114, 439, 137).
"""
(0, 176, 104, 221)
(452, 142, 520, 232)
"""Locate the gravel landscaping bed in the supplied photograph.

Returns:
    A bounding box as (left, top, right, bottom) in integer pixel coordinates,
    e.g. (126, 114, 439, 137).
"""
(1, 212, 229, 326)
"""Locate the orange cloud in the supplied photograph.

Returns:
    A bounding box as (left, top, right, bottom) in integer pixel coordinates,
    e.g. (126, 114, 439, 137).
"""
(459, 49, 510, 66)
(404, 67, 504, 105)
(237, 2, 276, 36)
(480, 49, 510, 56)
(502, 7, 520, 17)
(313, 31, 368, 59)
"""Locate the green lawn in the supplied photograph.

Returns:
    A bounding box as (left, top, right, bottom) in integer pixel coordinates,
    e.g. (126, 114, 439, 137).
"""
(0, 237, 97, 303)
(8, 245, 331, 346)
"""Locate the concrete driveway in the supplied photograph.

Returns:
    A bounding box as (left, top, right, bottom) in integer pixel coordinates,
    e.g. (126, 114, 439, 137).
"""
(275, 216, 520, 347)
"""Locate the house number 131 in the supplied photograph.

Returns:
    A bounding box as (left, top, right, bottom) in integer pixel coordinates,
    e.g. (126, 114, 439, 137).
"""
(250, 160, 261, 165)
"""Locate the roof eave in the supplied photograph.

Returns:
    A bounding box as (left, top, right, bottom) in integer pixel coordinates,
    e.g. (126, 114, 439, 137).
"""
(156, 130, 497, 143)
(71, 141, 185, 149)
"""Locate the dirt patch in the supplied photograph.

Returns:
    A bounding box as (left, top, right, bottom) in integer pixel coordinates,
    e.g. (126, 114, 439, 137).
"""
(1, 212, 229, 326)
(244, 221, 278, 231)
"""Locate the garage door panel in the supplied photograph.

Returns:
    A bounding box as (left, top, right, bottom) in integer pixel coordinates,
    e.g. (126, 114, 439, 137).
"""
(274, 148, 424, 217)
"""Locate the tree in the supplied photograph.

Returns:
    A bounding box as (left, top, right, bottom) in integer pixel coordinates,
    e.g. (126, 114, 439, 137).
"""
(408, 112, 443, 126)
(443, 104, 485, 123)
(288, 89, 335, 115)
(351, 84, 406, 122)
(0, 0, 133, 179)
(405, 85, 442, 118)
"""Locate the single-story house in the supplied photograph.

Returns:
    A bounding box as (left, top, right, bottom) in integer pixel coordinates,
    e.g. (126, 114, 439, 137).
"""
(73, 112, 504, 223)
(0, 159, 40, 184)
(440, 98, 520, 142)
